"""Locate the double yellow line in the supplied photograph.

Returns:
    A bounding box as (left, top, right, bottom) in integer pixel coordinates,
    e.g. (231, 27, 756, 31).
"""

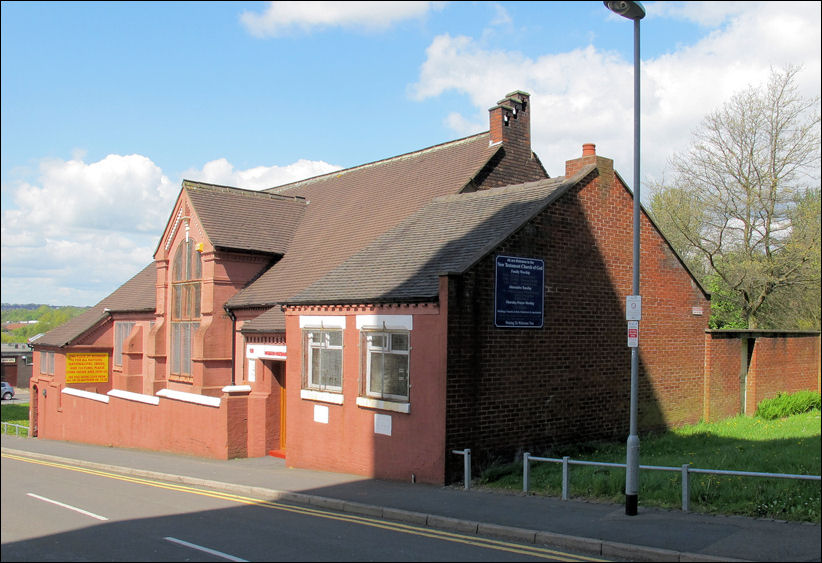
(3, 452, 608, 562)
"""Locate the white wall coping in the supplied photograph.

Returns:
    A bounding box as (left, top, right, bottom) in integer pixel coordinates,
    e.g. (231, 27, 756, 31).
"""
(62, 387, 110, 403)
(156, 388, 221, 408)
(107, 389, 160, 405)
(356, 396, 410, 414)
(221, 385, 252, 393)
(300, 389, 344, 405)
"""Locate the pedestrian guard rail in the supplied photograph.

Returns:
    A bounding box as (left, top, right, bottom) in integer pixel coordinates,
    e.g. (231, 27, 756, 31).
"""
(453, 449, 821, 512)
(1, 422, 30, 437)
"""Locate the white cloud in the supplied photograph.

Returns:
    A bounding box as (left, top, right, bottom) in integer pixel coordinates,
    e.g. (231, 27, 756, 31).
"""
(181, 158, 341, 190)
(411, 2, 821, 189)
(240, 1, 445, 37)
(489, 3, 512, 27)
(645, 1, 748, 27)
(1, 154, 341, 306)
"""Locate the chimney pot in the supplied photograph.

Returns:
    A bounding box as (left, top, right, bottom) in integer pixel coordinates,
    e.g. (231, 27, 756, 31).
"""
(582, 143, 596, 156)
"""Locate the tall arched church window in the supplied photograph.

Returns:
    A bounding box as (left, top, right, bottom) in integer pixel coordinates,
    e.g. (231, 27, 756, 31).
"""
(170, 239, 202, 377)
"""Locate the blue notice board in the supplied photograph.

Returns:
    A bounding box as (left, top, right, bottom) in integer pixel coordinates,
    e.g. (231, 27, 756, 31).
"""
(494, 256, 545, 328)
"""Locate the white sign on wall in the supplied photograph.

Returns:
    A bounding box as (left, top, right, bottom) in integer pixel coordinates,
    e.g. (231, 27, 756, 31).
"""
(314, 405, 329, 424)
(374, 413, 392, 436)
(626, 295, 642, 320)
(246, 344, 287, 361)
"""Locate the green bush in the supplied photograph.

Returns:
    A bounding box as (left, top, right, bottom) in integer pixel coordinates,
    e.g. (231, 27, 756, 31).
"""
(756, 391, 821, 420)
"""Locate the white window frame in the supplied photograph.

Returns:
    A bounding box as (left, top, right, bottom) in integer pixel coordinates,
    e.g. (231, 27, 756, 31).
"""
(305, 329, 343, 393)
(364, 331, 410, 402)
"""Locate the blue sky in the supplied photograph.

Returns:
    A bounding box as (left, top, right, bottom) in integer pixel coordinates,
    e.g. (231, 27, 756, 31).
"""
(2, 1, 820, 306)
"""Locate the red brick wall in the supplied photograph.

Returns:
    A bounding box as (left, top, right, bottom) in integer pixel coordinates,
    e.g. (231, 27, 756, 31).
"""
(703, 331, 820, 419)
(703, 332, 743, 421)
(445, 154, 710, 478)
(747, 333, 821, 413)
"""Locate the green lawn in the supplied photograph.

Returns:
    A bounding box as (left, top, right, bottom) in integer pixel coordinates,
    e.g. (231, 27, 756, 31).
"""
(1, 402, 30, 437)
(479, 411, 821, 522)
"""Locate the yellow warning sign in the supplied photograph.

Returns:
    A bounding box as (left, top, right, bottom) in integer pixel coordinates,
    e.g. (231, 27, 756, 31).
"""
(66, 353, 109, 383)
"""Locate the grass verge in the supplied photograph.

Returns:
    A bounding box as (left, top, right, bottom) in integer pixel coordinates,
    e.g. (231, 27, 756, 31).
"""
(1, 402, 30, 437)
(479, 410, 821, 523)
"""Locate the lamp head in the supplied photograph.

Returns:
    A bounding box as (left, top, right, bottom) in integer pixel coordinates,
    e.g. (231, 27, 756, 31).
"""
(604, 0, 646, 20)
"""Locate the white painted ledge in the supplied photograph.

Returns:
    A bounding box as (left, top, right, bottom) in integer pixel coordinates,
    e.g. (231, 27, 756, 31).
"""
(62, 387, 109, 403)
(300, 389, 344, 405)
(156, 388, 221, 408)
(356, 396, 410, 414)
(107, 389, 160, 406)
(221, 385, 252, 393)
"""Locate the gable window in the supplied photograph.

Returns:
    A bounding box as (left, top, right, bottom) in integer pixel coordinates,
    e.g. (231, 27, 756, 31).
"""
(113, 321, 135, 367)
(363, 331, 409, 402)
(304, 330, 342, 392)
(39, 351, 54, 375)
(170, 240, 201, 378)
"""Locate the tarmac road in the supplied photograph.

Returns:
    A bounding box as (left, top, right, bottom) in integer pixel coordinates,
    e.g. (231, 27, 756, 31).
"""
(2, 434, 820, 562)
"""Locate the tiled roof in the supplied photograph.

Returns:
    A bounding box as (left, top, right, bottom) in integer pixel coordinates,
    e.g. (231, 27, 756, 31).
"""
(231, 132, 508, 330)
(285, 168, 594, 306)
(184, 181, 307, 255)
(33, 263, 156, 348)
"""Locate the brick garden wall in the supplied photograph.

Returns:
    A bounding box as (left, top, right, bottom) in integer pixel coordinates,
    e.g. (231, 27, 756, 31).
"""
(703, 331, 821, 421)
(747, 332, 820, 411)
(702, 331, 744, 422)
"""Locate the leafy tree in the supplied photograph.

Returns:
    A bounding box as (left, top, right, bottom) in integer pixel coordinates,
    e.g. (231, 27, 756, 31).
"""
(1, 305, 89, 343)
(650, 66, 821, 329)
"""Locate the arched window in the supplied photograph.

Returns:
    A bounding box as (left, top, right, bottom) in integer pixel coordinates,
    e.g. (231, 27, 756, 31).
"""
(170, 239, 201, 378)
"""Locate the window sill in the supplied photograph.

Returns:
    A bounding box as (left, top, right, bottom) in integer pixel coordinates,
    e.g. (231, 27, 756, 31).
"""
(300, 389, 343, 405)
(356, 396, 410, 414)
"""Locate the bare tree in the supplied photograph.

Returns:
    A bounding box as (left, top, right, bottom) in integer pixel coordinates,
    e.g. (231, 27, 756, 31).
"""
(651, 66, 821, 328)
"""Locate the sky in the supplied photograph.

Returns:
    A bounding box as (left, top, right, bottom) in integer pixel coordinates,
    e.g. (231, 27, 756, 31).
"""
(1, 1, 820, 307)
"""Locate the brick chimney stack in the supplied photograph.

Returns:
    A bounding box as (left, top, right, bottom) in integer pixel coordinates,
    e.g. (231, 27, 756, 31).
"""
(464, 90, 546, 191)
(488, 91, 531, 156)
(566, 142, 613, 177)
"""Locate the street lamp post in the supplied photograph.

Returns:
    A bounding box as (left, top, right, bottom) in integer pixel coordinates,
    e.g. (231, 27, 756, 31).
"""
(604, 0, 645, 517)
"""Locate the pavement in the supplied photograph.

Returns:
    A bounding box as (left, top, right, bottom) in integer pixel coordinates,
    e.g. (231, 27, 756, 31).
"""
(1, 434, 820, 562)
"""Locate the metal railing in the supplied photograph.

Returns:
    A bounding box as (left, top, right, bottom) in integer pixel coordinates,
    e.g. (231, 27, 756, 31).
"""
(452, 449, 820, 511)
(1, 422, 30, 437)
(521, 452, 821, 512)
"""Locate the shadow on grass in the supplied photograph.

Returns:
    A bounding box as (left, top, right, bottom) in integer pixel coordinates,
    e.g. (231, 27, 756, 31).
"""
(478, 412, 821, 523)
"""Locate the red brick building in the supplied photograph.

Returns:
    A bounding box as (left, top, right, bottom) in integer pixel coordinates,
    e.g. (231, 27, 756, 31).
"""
(29, 91, 820, 484)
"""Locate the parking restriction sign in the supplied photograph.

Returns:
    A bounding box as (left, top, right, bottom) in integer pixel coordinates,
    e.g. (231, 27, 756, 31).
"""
(627, 321, 639, 348)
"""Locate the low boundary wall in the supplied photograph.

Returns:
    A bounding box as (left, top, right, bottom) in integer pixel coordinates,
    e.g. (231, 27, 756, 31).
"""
(32, 385, 253, 459)
(704, 330, 820, 422)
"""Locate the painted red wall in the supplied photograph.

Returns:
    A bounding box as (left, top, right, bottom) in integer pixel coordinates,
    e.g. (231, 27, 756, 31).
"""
(32, 389, 231, 458)
(283, 304, 448, 484)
